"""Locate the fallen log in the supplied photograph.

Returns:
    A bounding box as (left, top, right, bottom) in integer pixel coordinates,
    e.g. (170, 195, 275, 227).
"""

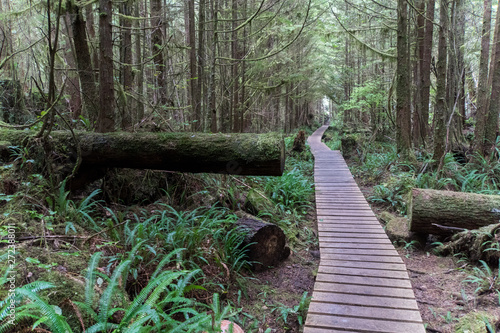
(436, 223, 500, 265)
(0, 129, 285, 182)
(236, 213, 289, 271)
(409, 188, 500, 235)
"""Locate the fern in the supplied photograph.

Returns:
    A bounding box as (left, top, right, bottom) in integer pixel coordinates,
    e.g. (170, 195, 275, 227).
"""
(85, 252, 102, 308)
(96, 259, 132, 329)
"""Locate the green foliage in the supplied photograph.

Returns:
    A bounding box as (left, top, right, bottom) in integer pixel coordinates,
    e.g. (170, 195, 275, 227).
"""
(268, 292, 310, 326)
(79, 251, 210, 333)
(464, 260, 500, 295)
(340, 80, 385, 115)
(265, 167, 314, 211)
(0, 281, 72, 333)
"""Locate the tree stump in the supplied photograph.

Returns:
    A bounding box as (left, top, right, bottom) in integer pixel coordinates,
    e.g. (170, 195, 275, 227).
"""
(409, 188, 500, 235)
(292, 130, 306, 152)
(236, 215, 289, 271)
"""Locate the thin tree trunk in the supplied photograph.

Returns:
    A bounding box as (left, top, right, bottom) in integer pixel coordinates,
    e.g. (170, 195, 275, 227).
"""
(209, 0, 218, 133)
(119, 0, 133, 129)
(484, 0, 500, 153)
(474, 0, 493, 155)
(97, 0, 115, 133)
(433, 0, 449, 170)
(396, 0, 412, 157)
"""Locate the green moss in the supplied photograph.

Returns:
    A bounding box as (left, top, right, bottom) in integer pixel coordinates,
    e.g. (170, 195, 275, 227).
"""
(455, 311, 498, 333)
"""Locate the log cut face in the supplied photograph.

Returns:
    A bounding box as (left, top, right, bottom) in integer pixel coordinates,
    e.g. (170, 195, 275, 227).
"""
(237, 217, 289, 271)
(409, 188, 500, 235)
(0, 129, 285, 177)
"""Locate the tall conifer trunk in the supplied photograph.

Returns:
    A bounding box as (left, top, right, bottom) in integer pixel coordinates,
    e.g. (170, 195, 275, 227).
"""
(396, 0, 412, 157)
(97, 0, 115, 133)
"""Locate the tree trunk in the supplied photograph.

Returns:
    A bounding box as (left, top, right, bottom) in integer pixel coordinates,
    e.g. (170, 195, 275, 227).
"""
(420, 0, 435, 143)
(119, 0, 133, 129)
(151, 0, 166, 106)
(484, 0, 500, 155)
(409, 188, 500, 235)
(474, 0, 492, 155)
(396, 0, 412, 157)
(433, 0, 449, 170)
(236, 214, 290, 271)
(0, 129, 285, 176)
(97, 0, 115, 133)
(70, 3, 99, 124)
(209, 0, 218, 133)
(186, 0, 200, 131)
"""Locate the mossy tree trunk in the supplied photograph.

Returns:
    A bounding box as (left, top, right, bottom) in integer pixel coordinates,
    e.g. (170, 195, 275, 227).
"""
(409, 188, 500, 235)
(0, 129, 285, 186)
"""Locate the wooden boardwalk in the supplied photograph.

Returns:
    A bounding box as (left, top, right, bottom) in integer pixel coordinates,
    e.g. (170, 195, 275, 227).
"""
(304, 125, 425, 333)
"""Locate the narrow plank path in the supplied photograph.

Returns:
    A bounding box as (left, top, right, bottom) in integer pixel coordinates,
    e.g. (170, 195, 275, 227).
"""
(304, 125, 425, 333)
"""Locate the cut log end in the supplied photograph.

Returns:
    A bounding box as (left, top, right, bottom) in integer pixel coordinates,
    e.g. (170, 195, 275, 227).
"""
(237, 217, 289, 271)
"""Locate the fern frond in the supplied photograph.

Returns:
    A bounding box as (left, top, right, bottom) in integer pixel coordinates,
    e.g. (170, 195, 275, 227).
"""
(15, 288, 72, 333)
(96, 259, 131, 328)
(85, 252, 102, 307)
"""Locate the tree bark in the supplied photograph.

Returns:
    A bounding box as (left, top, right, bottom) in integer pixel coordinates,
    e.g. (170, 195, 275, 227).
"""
(421, 0, 435, 143)
(69, 3, 99, 124)
(151, 0, 166, 106)
(236, 214, 290, 271)
(396, 0, 412, 157)
(409, 188, 500, 235)
(97, 0, 115, 133)
(474, 0, 493, 155)
(0, 129, 285, 177)
(119, 0, 133, 129)
(484, 0, 500, 155)
(433, 0, 449, 170)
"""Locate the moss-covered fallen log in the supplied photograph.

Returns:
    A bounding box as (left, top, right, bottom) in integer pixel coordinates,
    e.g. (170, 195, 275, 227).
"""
(409, 188, 500, 235)
(0, 129, 285, 180)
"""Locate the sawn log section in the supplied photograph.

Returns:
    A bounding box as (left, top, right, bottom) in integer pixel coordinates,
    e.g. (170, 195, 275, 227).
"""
(304, 125, 425, 333)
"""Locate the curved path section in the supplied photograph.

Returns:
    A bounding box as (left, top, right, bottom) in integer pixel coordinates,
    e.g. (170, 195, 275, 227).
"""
(304, 125, 425, 333)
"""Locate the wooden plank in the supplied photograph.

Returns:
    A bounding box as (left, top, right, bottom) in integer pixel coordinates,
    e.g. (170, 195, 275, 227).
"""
(318, 260, 407, 271)
(320, 253, 403, 263)
(313, 282, 417, 298)
(316, 210, 376, 217)
(318, 232, 388, 239)
(319, 242, 394, 249)
(319, 239, 394, 246)
(305, 314, 425, 333)
(318, 226, 383, 231)
(318, 238, 391, 245)
(318, 266, 410, 279)
(318, 228, 387, 234)
(308, 302, 422, 322)
(320, 248, 400, 256)
(317, 216, 380, 222)
(311, 291, 418, 310)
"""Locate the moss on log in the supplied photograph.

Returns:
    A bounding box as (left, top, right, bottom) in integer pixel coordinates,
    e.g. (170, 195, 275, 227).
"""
(409, 188, 500, 235)
(0, 129, 285, 177)
(436, 223, 500, 264)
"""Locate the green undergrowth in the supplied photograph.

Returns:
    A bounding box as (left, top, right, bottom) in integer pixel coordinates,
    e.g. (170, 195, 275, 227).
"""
(343, 132, 500, 215)
(0, 128, 317, 333)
